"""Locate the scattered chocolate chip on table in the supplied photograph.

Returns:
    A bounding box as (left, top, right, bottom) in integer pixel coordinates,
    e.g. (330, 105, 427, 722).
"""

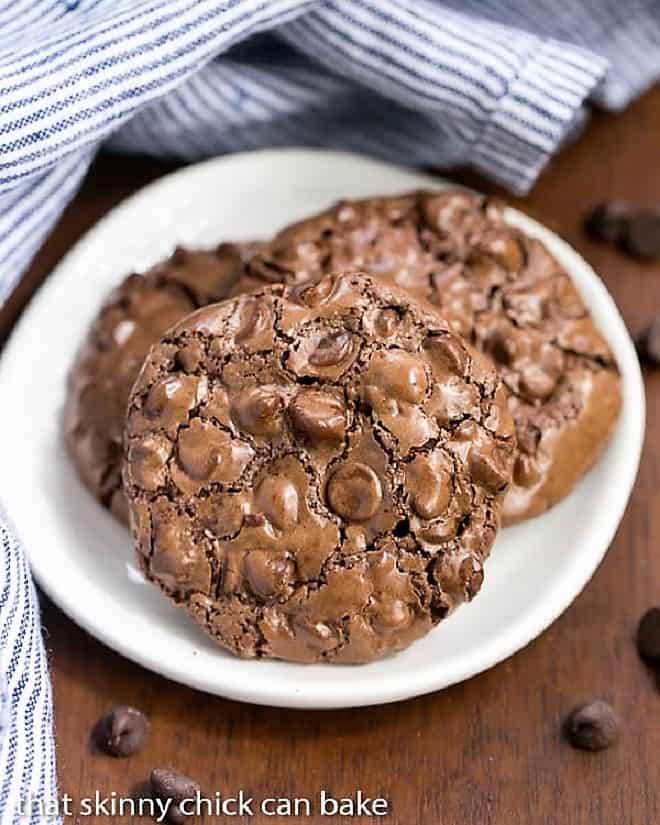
(622, 210, 660, 260)
(564, 701, 620, 751)
(93, 705, 149, 758)
(584, 201, 631, 244)
(636, 318, 660, 366)
(150, 768, 201, 825)
(637, 607, 660, 660)
(584, 201, 660, 260)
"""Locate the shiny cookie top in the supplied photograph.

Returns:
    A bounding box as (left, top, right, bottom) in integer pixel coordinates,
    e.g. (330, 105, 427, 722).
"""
(124, 270, 515, 664)
(246, 190, 621, 523)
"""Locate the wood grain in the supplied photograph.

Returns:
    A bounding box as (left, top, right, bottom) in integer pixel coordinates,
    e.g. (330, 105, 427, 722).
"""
(3, 88, 660, 825)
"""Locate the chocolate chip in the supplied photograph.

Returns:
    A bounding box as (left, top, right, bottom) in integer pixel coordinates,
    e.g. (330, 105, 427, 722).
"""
(94, 706, 149, 757)
(236, 297, 269, 341)
(175, 418, 253, 484)
(622, 209, 660, 259)
(424, 333, 469, 377)
(309, 331, 353, 367)
(374, 308, 400, 336)
(513, 453, 541, 488)
(244, 550, 294, 598)
(468, 439, 510, 492)
(232, 386, 284, 436)
(326, 461, 383, 521)
(293, 273, 337, 306)
(288, 389, 347, 443)
(584, 201, 630, 244)
(637, 607, 660, 659)
(636, 319, 660, 366)
(150, 769, 200, 824)
(406, 452, 451, 520)
(366, 350, 428, 404)
(564, 701, 620, 751)
(163, 803, 187, 825)
(255, 475, 300, 529)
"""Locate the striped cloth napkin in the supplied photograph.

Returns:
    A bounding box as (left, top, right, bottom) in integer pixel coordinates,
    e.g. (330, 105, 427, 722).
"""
(1, 1, 658, 821)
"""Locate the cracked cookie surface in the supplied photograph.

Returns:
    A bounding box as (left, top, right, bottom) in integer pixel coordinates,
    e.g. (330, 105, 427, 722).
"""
(124, 271, 515, 663)
(246, 190, 622, 524)
(65, 243, 256, 523)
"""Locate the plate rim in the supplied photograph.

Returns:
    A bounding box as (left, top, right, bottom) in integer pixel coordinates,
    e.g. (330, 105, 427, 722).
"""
(0, 148, 645, 708)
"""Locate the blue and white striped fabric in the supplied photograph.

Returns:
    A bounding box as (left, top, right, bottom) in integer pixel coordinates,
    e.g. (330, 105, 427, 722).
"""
(1, 1, 658, 821)
(1, 517, 57, 825)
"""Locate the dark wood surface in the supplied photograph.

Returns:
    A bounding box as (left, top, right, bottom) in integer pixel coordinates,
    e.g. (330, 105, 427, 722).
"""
(2, 88, 660, 825)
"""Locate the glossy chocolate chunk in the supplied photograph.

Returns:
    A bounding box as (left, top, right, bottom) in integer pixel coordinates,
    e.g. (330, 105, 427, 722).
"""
(584, 201, 631, 244)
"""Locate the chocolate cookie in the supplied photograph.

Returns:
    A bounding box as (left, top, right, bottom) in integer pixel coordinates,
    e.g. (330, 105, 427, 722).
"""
(247, 191, 622, 524)
(124, 271, 515, 663)
(65, 243, 255, 523)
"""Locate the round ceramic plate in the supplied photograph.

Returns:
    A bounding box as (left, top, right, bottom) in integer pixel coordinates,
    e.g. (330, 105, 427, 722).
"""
(0, 150, 644, 709)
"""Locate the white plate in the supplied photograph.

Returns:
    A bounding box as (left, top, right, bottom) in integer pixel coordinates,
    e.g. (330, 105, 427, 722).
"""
(0, 150, 644, 709)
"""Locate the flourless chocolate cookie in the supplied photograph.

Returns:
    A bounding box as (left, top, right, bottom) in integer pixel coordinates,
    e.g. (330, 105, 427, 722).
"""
(124, 271, 515, 663)
(247, 191, 622, 524)
(65, 243, 255, 523)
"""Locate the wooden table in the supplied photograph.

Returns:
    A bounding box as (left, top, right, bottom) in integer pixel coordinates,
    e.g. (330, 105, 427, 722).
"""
(2, 88, 659, 825)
